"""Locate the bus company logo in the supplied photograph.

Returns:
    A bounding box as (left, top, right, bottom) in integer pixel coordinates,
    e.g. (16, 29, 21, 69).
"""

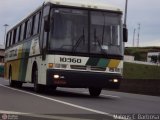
(1, 114, 8, 120)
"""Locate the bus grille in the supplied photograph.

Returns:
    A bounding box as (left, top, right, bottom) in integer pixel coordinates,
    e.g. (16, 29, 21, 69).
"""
(70, 65, 106, 72)
(70, 65, 86, 70)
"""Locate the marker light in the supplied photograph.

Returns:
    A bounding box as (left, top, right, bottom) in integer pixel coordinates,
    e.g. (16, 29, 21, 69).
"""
(54, 75, 60, 79)
(48, 63, 54, 68)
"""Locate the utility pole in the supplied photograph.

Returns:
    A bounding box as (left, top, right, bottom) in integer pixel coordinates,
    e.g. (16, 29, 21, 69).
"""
(4, 24, 9, 46)
(124, 0, 128, 28)
(133, 28, 136, 47)
(137, 23, 140, 47)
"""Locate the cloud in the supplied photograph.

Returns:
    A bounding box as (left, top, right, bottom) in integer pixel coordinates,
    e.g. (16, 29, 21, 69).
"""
(0, 0, 44, 43)
(140, 39, 160, 47)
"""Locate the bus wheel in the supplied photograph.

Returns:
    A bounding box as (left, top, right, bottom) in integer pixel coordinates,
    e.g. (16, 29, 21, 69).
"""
(9, 69, 22, 88)
(89, 88, 102, 97)
(9, 70, 15, 87)
(33, 67, 43, 93)
(15, 81, 23, 88)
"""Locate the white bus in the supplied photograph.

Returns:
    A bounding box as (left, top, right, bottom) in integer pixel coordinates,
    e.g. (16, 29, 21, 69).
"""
(4, 0, 128, 97)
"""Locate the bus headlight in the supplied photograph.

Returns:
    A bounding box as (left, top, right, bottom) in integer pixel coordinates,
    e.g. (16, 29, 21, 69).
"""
(113, 79, 118, 83)
(54, 75, 60, 79)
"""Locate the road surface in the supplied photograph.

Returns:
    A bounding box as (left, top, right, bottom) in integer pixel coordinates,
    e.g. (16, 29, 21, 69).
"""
(0, 77, 160, 120)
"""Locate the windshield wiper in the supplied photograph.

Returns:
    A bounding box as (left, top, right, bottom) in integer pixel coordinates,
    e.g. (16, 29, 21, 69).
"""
(72, 28, 85, 52)
(94, 28, 107, 54)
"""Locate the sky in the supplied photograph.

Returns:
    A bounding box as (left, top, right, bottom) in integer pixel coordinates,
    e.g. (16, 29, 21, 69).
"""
(0, 0, 160, 47)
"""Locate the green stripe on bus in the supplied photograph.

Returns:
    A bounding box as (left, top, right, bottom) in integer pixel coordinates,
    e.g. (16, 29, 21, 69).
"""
(19, 41, 31, 81)
(97, 58, 109, 68)
(86, 58, 100, 66)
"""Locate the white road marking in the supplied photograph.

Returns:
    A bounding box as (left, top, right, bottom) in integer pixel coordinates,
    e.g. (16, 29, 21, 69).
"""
(0, 84, 112, 117)
(101, 94, 120, 98)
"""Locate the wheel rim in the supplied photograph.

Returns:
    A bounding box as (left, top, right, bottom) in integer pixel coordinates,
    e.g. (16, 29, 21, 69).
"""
(9, 73, 12, 86)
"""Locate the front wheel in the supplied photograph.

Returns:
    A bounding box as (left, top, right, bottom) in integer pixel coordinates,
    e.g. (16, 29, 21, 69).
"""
(89, 88, 102, 97)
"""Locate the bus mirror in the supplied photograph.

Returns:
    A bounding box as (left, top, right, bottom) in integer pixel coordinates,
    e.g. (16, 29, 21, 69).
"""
(123, 27, 128, 42)
(44, 20, 50, 32)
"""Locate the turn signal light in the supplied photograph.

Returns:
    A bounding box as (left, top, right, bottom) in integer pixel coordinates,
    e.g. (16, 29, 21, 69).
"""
(48, 63, 54, 68)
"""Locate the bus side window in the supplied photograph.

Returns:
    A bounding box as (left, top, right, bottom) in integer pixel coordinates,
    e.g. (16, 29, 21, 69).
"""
(23, 20, 28, 40)
(5, 33, 9, 48)
(10, 31, 14, 46)
(12, 29, 17, 45)
(20, 23, 25, 41)
(18, 25, 21, 42)
(15, 26, 20, 43)
(31, 15, 35, 36)
(26, 19, 32, 38)
(7, 32, 11, 47)
(33, 12, 40, 35)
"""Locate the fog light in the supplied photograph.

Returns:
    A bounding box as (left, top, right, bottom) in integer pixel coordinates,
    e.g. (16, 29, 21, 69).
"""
(113, 79, 118, 83)
(54, 75, 60, 79)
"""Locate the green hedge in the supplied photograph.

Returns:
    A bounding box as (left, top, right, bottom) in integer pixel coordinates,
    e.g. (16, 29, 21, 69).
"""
(123, 62, 160, 79)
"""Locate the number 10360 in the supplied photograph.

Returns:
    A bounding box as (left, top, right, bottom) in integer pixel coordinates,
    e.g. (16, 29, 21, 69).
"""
(60, 57, 82, 63)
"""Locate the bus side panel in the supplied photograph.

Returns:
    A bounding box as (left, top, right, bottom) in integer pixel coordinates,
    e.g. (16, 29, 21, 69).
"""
(17, 41, 31, 82)
(4, 60, 21, 81)
(25, 57, 47, 85)
(38, 57, 47, 85)
(25, 37, 47, 84)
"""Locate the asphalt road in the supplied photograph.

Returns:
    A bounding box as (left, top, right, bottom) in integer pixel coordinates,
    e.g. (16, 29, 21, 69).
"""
(0, 77, 160, 120)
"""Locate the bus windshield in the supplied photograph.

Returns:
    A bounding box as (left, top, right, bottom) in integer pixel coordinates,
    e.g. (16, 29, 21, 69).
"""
(49, 8, 122, 55)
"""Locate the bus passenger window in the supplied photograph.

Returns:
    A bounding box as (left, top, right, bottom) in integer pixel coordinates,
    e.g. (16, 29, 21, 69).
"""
(31, 15, 35, 36)
(23, 20, 28, 39)
(7, 32, 11, 47)
(20, 23, 25, 41)
(10, 31, 14, 46)
(15, 27, 20, 43)
(33, 13, 40, 35)
(5, 33, 9, 48)
(26, 19, 32, 38)
(12, 29, 17, 45)
(18, 25, 21, 42)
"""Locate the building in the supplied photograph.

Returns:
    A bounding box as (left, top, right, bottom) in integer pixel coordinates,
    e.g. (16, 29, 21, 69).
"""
(147, 52, 160, 64)
(0, 44, 5, 64)
(124, 55, 135, 62)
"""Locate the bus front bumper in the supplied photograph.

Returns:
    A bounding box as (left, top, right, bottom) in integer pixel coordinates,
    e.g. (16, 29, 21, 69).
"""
(46, 69, 122, 89)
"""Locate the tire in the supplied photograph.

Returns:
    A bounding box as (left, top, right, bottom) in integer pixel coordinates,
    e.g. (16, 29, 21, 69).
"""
(89, 87, 102, 97)
(9, 70, 15, 87)
(33, 66, 44, 93)
(15, 81, 23, 88)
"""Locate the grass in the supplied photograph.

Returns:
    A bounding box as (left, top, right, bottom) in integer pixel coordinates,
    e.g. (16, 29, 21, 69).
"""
(123, 62, 160, 79)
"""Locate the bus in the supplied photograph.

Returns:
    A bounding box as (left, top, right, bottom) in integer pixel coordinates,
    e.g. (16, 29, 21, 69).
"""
(4, 0, 128, 97)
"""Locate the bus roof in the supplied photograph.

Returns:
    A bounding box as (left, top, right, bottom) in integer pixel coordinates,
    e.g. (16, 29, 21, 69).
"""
(45, 0, 122, 12)
(7, 0, 122, 33)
